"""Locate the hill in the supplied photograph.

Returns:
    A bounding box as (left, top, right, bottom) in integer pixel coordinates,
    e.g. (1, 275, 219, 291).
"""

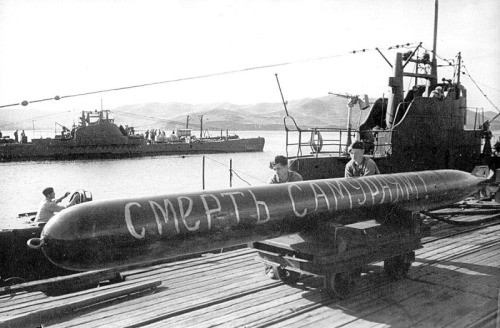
(0, 96, 498, 132)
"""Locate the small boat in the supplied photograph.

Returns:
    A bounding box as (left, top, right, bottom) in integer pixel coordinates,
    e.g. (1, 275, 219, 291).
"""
(0, 110, 265, 162)
(0, 190, 93, 285)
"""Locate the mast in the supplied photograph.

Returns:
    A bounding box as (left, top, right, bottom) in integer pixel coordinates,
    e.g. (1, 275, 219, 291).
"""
(199, 115, 204, 139)
(385, 0, 439, 128)
(430, 0, 439, 85)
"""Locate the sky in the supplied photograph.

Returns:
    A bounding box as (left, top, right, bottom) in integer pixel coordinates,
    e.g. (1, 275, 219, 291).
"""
(0, 0, 499, 115)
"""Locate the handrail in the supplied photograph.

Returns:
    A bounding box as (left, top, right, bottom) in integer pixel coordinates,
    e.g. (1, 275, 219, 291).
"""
(284, 121, 393, 160)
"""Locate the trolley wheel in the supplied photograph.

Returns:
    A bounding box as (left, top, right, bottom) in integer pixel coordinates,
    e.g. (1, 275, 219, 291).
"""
(384, 252, 413, 279)
(274, 266, 301, 284)
(325, 272, 352, 299)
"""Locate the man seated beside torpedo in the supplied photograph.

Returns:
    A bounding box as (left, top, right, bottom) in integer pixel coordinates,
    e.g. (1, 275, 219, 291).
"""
(265, 155, 303, 279)
(345, 141, 380, 178)
(345, 140, 385, 225)
(267, 155, 303, 184)
(35, 187, 78, 223)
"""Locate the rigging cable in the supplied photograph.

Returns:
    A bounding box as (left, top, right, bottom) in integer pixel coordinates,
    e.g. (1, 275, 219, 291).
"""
(0, 42, 419, 109)
(461, 65, 500, 114)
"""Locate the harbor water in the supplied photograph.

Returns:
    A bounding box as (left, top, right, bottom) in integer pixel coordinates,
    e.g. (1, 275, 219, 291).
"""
(0, 130, 288, 225)
(2, 128, 496, 226)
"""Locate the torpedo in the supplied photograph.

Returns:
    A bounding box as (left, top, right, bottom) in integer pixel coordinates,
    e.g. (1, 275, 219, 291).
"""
(29, 169, 489, 271)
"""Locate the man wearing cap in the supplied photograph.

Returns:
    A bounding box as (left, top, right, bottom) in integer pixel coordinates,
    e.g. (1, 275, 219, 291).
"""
(35, 187, 77, 223)
(345, 141, 380, 178)
(268, 155, 303, 184)
(265, 155, 303, 279)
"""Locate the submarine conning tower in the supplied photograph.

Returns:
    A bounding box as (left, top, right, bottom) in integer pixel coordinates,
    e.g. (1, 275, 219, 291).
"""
(287, 48, 482, 180)
(367, 49, 480, 174)
(73, 110, 137, 146)
(283, 0, 482, 179)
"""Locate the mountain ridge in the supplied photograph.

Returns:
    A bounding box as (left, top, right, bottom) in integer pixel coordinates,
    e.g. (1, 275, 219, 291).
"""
(0, 96, 498, 132)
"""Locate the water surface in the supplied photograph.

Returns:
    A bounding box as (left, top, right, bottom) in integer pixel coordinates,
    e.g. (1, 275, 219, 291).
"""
(0, 131, 289, 224)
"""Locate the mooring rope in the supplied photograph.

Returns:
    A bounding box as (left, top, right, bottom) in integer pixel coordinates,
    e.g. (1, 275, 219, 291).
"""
(421, 210, 500, 227)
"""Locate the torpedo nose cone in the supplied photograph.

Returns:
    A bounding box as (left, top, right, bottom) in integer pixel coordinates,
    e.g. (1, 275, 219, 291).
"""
(40, 201, 151, 271)
(40, 199, 184, 271)
(41, 203, 99, 271)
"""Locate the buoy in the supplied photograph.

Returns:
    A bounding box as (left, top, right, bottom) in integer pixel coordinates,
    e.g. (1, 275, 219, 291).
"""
(310, 130, 323, 153)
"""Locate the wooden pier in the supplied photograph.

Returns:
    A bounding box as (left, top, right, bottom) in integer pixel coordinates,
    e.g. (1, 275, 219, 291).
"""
(1, 211, 499, 328)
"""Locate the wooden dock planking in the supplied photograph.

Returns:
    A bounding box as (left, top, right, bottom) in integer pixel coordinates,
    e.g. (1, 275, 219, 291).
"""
(417, 241, 500, 273)
(419, 245, 500, 281)
(418, 226, 500, 265)
(101, 277, 276, 328)
(356, 284, 488, 327)
(45, 252, 277, 328)
(0, 268, 122, 297)
(269, 281, 488, 328)
(0, 292, 45, 313)
(0, 280, 161, 328)
(126, 249, 259, 282)
(146, 287, 327, 328)
(265, 280, 446, 328)
(446, 298, 499, 328)
(190, 281, 329, 325)
(0, 276, 160, 317)
(48, 259, 272, 327)
(0, 221, 498, 328)
(411, 296, 494, 328)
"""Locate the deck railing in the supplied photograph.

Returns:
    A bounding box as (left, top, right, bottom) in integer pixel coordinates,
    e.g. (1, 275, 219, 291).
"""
(283, 115, 393, 160)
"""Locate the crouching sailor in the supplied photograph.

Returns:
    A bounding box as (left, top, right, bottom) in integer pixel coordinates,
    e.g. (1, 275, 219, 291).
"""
(265, 155, 303, 279)
(35, 187, 77, 223)
(345, 141, 380, 177)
